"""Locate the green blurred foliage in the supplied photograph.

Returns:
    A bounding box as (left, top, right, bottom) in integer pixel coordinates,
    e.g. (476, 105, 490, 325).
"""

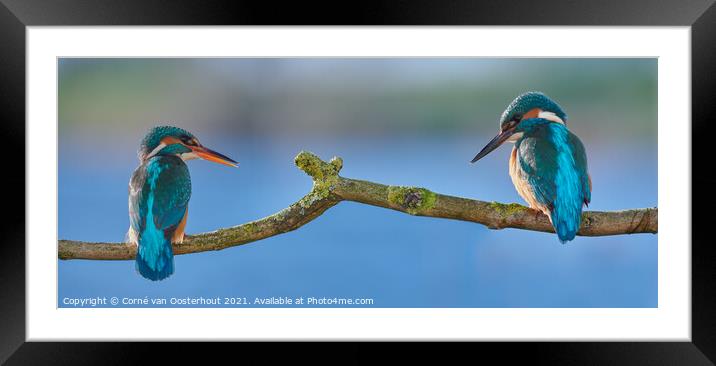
(59, 58, 656, 142)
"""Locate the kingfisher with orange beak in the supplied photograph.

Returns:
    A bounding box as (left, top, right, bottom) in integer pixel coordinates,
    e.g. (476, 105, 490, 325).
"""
(127, 126, 238, 281)
(471, 92, 591, 242)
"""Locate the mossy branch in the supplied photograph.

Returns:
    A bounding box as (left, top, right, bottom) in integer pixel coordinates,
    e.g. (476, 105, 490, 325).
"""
(58, 151, 658, 260)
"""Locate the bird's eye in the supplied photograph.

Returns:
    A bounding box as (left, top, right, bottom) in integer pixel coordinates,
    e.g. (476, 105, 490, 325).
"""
(181, 137, 198, 146)
(512, 114, 523, 122)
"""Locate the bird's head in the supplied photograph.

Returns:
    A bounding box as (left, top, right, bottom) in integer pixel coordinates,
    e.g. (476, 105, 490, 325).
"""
(471, 92, 567, 163)
(138, 125, 238, 167)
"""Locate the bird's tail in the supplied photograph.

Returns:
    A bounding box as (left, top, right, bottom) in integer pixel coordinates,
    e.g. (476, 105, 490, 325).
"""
(135, 227, 174, 281)
(550, 205, 582, 243)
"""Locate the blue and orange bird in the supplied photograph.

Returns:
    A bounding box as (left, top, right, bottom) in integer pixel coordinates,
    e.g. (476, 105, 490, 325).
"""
(470, 92, 591, 243)
(127, 126, 238, 281)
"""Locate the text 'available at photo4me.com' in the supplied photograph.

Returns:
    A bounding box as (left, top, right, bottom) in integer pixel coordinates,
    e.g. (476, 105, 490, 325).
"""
(61, 295, 376, 307)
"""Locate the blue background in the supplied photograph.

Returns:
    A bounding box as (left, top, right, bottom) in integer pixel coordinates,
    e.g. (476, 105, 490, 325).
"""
(58, 59, 657, 307)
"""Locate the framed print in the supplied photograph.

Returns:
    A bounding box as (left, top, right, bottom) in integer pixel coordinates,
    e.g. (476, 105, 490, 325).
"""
(3, 0, 715, 364)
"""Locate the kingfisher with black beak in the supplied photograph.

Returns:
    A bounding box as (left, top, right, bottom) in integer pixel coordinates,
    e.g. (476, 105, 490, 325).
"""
(127, 126, 238, 281)
(471, 92, 591, 242)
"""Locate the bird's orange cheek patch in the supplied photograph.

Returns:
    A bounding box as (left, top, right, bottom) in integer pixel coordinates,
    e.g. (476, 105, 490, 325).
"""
(161, 136, 182, 145)
(523, 108, 541, 120)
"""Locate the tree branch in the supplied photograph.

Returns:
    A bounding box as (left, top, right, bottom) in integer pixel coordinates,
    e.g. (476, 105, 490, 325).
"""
(58, 151, 657, 260)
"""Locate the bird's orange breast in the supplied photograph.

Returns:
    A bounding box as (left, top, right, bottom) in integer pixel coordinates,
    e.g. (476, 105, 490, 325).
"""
(509, 147, 551, 217)
(172, 207, 188, 244)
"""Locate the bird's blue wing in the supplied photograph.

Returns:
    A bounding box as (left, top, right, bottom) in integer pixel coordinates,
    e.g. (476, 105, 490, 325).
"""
(568, 131, 591, 205)
(148, 157, 191, 232)
(129, 156, 191, 280)
(517, 122, 588, 242)
(517, 133, 558, 210)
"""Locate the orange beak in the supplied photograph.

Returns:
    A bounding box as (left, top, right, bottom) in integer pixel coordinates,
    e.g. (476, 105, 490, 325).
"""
(191, 146, 239, 168)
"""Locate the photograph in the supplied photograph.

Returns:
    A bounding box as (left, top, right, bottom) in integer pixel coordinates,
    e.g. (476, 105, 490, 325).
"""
(57, 57, 658, 308)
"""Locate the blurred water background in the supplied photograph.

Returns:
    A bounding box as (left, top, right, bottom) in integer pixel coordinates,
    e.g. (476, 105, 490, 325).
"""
(58, 58, 657, 307)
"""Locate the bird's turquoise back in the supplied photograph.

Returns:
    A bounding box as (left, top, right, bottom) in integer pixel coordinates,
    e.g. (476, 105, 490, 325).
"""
(129, 155, 191, 280)
(515, 119, 590, 242)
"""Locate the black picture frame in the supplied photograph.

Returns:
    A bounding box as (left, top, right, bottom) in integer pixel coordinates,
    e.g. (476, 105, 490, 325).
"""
(2, 0, 714, 364)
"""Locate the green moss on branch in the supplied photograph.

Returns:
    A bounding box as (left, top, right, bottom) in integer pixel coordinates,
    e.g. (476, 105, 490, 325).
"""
(488, 201, 529, 216)
(294, 151, 343, 202)
(387, 186, 438, 215)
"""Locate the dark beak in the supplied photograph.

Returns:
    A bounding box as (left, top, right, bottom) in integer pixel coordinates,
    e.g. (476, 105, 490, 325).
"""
(191, 145, 239, 168)
(470, 128, 515, 163)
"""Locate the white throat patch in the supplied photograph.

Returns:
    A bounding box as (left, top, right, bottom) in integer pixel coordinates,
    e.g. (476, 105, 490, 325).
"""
(145, 142, 166, 160)
(506, 132, 524, 143)
(181, 152, 199, 161)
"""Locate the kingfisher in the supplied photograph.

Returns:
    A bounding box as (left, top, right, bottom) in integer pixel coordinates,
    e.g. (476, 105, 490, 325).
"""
(470, 92, 591, 243)
(127, 126, 238, 281)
